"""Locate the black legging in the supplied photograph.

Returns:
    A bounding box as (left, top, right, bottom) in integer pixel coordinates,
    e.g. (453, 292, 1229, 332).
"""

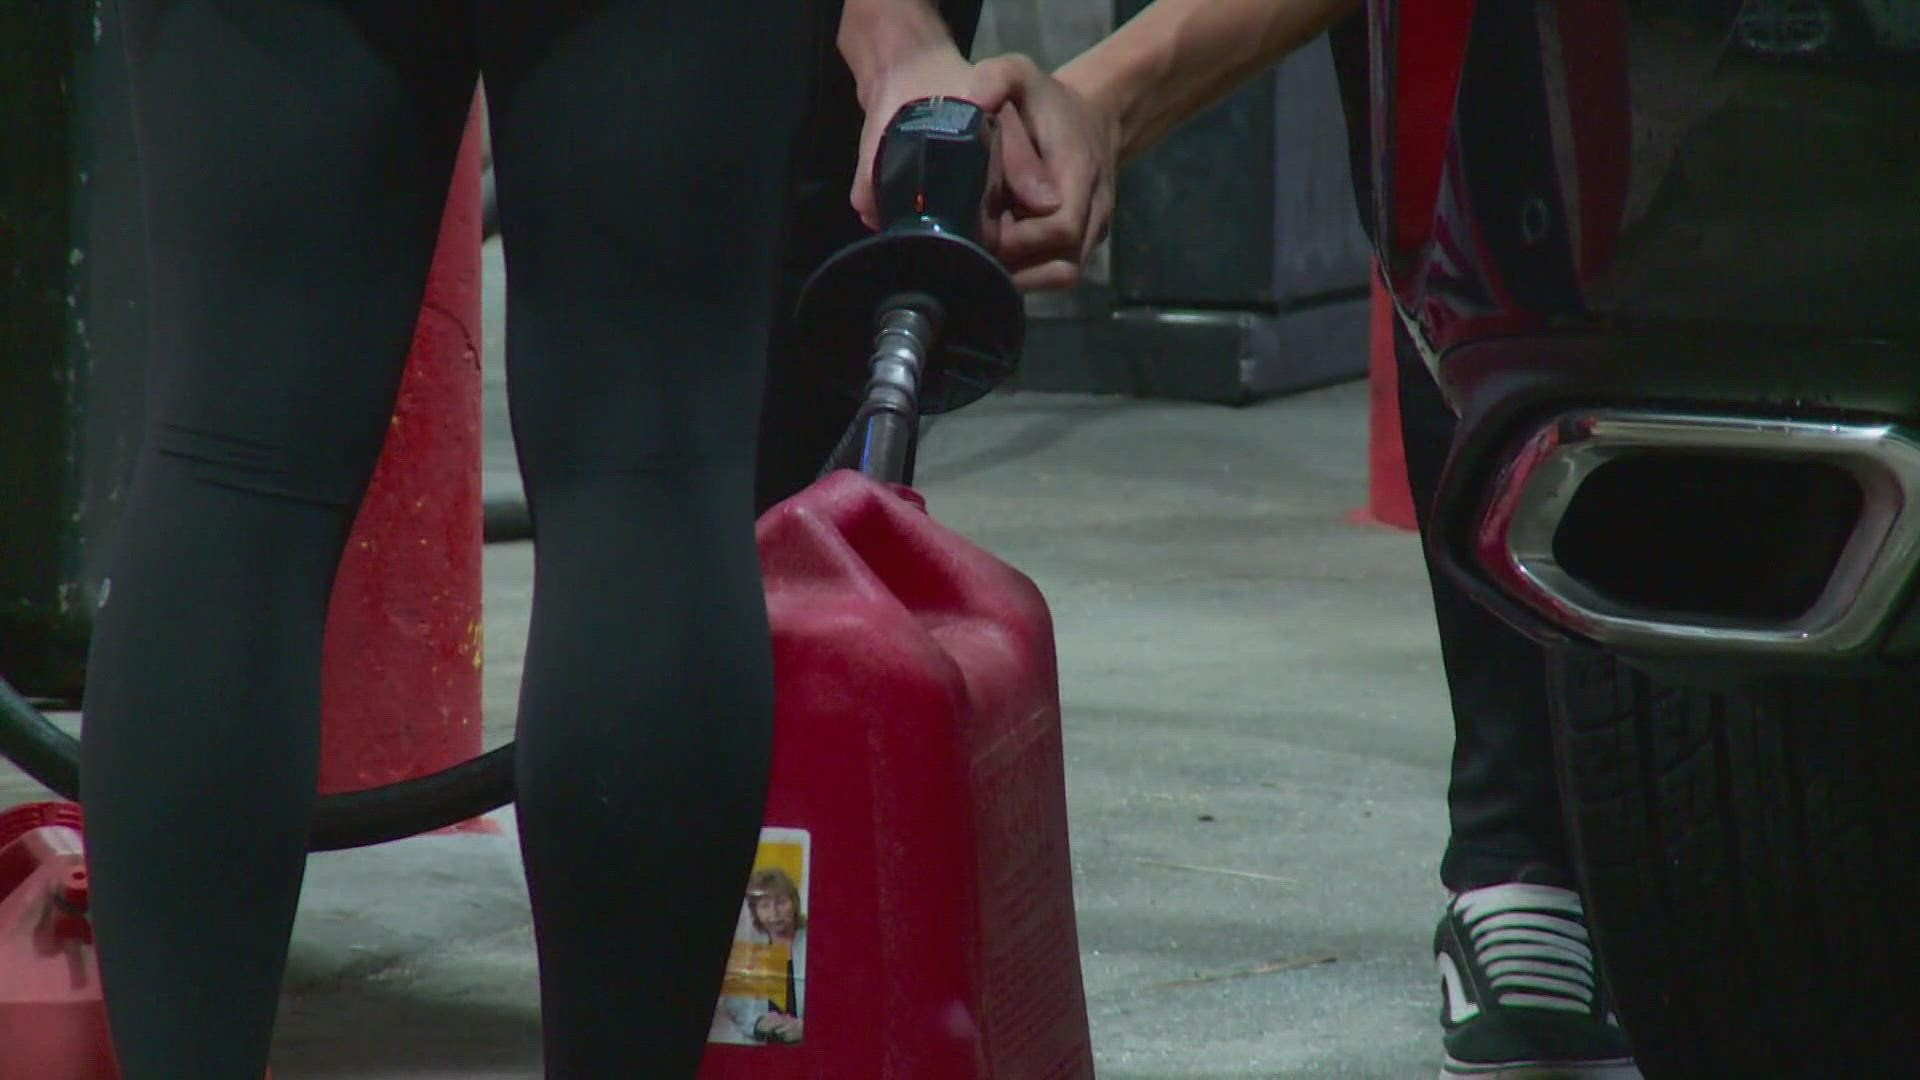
(1325, 14, 1568, 895)
(80, 2, 824, 1076)
(1394, 319, 1570, 893)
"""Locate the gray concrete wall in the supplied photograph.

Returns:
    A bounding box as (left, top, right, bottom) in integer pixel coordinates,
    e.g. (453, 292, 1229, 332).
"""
(975, 0, 1114, 70)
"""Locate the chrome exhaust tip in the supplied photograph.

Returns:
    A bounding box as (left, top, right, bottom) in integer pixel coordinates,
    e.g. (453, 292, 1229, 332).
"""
(1475, 411, 1920, 657)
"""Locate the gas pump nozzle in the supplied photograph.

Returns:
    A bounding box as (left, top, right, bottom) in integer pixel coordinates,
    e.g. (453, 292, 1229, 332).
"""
(795, 97, 1026, 487)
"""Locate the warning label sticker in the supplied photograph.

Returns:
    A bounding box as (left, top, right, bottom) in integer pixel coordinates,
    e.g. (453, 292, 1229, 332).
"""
(708, 827, 811, 1047)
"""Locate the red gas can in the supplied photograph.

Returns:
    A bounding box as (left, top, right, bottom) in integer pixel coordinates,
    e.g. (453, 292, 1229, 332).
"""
(700, 471, 1093, 1079)
(0, 801, 115, 1080)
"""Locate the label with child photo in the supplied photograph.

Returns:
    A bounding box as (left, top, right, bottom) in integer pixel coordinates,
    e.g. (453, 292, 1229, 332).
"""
(708, 827, 811, 1047)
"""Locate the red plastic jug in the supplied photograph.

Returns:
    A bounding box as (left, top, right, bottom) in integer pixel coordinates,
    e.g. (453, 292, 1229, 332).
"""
(0, 801, 116, 1080)
(699, 472, 1093, 1079)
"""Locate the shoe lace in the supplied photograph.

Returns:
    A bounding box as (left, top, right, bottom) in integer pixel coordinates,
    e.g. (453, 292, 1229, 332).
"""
(1455, 883, 1597, 1015)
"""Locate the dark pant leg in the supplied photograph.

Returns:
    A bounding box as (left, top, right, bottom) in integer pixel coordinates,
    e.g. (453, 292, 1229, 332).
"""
(476, 3, 820, 1074)
(79, 4, 476, 1076)
(754, 0, 987, 512)
(1393, 319, 1572, 892)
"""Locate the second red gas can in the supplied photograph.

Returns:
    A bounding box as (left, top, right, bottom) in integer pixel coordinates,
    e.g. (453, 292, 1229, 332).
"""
(0, 801, 114, 1080)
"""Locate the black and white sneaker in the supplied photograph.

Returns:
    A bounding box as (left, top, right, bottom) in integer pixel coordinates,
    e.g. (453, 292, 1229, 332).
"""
(1436, 882, 1641, 1079)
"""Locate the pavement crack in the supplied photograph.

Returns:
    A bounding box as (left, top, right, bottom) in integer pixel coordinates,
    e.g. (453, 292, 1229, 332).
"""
(1145, 953, 1339, 992)
(1134, 856, 1296, 885)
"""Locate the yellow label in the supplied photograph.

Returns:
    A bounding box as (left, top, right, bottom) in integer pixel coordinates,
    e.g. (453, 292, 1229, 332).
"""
(752, 840, 806, 891)
(723, 941, 793, 1006)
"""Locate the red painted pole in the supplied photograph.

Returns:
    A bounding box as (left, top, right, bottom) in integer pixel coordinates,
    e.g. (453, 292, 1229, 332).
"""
(1352, 263, 1418, 532)
(316, 99, 486, 812)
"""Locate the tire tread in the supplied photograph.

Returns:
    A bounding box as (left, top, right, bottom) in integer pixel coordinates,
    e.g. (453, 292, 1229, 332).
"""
(1548, 650, 1920, 1076)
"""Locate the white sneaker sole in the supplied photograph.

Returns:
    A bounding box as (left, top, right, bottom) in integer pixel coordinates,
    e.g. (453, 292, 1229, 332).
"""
(1440, 1054, 1643, 1080)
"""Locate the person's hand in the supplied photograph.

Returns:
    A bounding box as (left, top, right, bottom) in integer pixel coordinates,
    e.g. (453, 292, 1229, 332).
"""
(971, 54, 1119, 291)
(849, 43, 1063, 253)
(757, 1013, 802, 1043)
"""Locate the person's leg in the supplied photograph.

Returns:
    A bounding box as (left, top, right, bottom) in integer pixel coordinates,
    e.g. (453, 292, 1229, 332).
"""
(79, 4, 476, 1076)
(1396, 318, 1639, 1077)
(1393, 320, 1570, 891)
(755, 0, 987, 511)
(476, 3, 819, 1073)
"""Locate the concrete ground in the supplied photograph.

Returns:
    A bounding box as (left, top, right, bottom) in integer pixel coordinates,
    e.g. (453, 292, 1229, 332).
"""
(2, 239, 1458, 1077)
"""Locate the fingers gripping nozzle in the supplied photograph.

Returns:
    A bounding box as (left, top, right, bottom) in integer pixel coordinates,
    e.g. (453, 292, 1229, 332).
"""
(796, 99, 1025, 423)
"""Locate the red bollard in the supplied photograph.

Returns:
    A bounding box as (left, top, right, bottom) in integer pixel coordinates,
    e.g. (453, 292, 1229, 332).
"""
(1351, 264, 1418, 532)
(318, 100, 487, 813)
(700, 473, 1094, 1080)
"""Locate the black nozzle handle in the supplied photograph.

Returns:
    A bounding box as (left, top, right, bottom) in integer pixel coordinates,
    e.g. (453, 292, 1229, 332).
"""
(872, 98, 1001, 242)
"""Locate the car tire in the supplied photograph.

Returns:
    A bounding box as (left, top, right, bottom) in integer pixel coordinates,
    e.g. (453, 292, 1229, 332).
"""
(1549, 645, 1920, 1076)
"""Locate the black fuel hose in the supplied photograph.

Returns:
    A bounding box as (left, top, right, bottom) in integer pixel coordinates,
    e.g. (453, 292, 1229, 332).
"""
(0, 410, 903, 851)
(0, 679, 79, 802)
(0, 667, 516, 851)
(2, 489, 534, 848)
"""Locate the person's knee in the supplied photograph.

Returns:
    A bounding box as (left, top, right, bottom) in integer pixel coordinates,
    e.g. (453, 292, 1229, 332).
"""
(148, 418, 373, 509)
